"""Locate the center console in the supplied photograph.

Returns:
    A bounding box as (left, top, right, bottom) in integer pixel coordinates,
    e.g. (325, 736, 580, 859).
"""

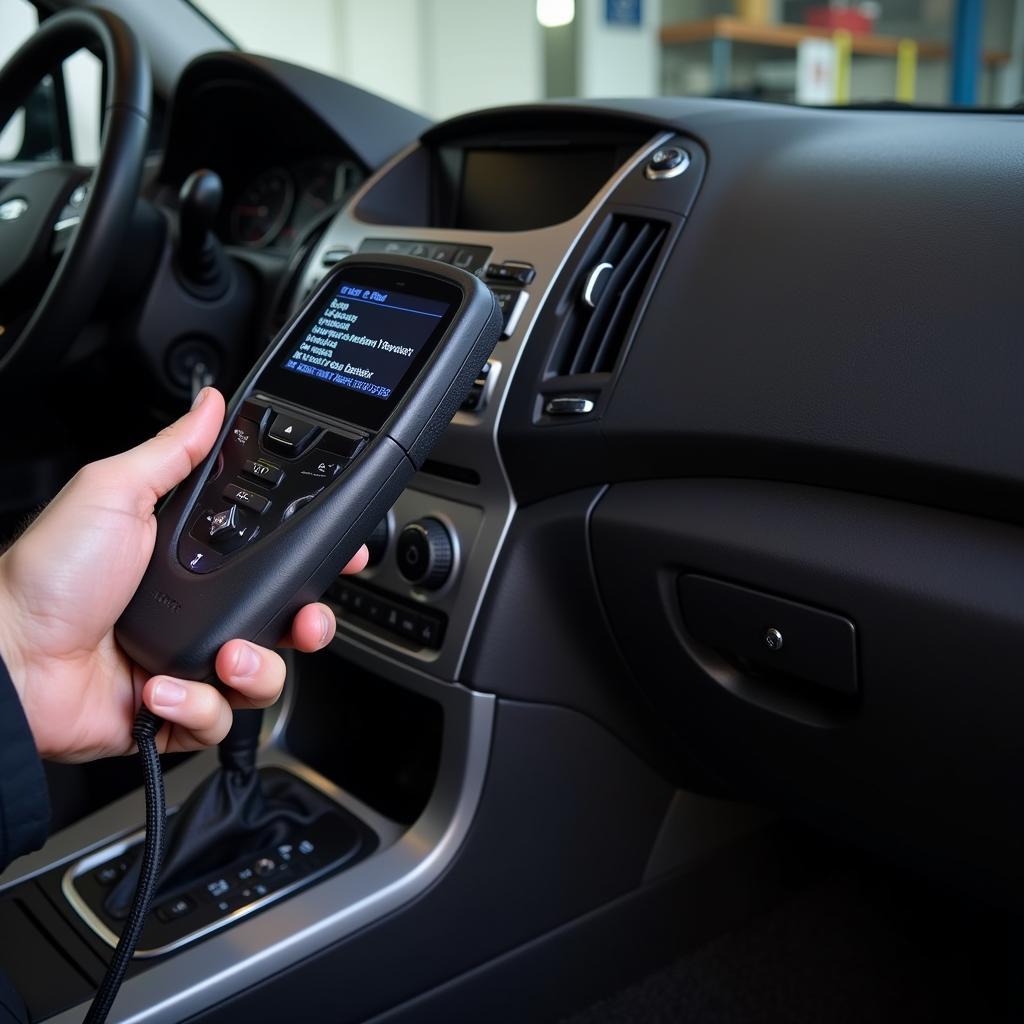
(298, 120, 668, 683)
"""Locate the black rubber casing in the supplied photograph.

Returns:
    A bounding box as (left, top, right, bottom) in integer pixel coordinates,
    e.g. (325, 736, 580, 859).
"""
(116, 254, 501, 679)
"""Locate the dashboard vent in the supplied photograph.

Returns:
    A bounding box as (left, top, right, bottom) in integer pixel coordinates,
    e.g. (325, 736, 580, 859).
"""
(549, 215, 668, 378)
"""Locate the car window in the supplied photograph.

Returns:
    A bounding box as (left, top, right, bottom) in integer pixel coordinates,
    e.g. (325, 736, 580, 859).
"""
(0, 0, 102, 165)
(190, 0, 1022, 113)
(0, 0, 38, 159)
(63, 45, 102, 164)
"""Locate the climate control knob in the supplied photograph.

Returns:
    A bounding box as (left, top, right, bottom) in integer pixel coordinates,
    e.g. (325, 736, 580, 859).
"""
(396, 518, 453, 589)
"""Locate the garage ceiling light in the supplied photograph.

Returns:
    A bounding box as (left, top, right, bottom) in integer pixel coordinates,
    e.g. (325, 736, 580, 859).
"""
(537, 0, 575, 28)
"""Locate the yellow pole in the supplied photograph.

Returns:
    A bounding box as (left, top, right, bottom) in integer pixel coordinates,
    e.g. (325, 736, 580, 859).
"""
(896, 38, 918, 102)
(834, 30, 852, 104)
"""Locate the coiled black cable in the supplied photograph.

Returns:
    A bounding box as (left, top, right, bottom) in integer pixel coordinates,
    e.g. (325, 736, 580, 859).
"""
(84, 708, 167, 1024)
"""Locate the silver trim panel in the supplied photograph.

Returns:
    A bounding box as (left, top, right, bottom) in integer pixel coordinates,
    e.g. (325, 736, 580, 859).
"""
(30, 670, 494, 1024)
(60, 769, 384, 958)
(499, 289, 528, 338)
(297, 130, 674, 683)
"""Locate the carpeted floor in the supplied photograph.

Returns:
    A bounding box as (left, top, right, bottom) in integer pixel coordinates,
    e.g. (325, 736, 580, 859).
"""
(562, 864, 1010, 1024)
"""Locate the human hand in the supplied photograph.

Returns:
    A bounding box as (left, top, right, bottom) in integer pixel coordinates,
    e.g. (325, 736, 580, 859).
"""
(0, 387, 367, 763)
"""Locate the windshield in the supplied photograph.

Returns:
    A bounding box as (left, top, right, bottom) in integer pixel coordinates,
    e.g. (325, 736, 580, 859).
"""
(190, 0, 1020, 115)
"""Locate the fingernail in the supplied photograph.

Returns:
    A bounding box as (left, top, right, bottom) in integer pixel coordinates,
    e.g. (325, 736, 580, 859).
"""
(191, 386, 209, 410)
(233, 642, 261, 678)
(153, 679, 187, 707)
(319, 611, 333, 646)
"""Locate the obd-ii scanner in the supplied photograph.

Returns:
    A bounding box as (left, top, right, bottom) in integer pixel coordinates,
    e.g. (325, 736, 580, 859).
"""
(119, 254, 501, 679)
(81, 255, 501, 1023)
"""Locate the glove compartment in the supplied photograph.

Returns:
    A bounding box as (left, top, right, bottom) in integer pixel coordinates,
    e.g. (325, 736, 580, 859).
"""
(590, 478, 1024, 907)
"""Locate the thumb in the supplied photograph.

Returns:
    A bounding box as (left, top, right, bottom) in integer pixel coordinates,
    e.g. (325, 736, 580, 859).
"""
(101, 387, 227, 515)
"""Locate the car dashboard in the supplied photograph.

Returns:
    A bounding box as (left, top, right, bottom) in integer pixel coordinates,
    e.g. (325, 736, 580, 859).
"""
(2, 46, 1021, 1024)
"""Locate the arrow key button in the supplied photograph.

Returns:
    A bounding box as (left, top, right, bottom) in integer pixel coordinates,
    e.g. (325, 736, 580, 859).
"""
(265, 413, 319, 457)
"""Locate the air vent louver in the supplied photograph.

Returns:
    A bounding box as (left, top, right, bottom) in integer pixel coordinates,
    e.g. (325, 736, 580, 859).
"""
(550, 215, 668, 378)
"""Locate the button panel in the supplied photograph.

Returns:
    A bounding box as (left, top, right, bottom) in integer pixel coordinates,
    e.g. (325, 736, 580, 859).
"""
(359, 237, 491, 274)
(485, 260, 535, 285)
(68, 769, 377, 955)
(329, 580, 447, 650)
(177, 401, 369, 574)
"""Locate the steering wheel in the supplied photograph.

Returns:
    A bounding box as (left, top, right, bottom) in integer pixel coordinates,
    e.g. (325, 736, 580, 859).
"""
(0, 7, 150, 376)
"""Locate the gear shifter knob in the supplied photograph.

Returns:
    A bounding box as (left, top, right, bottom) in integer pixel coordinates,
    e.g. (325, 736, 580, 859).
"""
(179, 169, 222, 252)
(177, 168, 228, 299)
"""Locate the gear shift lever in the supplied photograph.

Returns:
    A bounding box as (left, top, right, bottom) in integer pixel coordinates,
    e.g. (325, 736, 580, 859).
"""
(105, 708, 319, 919)
(176, 168, 228, 300)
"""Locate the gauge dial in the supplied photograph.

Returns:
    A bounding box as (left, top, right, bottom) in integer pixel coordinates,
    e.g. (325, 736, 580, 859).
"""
(229, 168, 295, 248)
(303, 167, 338, 210)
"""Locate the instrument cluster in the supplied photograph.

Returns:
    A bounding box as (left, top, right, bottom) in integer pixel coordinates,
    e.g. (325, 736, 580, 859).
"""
(227, 158, 362, 249)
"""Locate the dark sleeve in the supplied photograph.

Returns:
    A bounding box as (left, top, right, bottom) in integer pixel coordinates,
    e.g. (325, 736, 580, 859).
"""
(0, 970, 28, 1024)
(0, 657, 50, 874)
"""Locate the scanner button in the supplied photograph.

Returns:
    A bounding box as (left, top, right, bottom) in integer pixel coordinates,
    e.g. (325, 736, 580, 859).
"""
(229, 417, 259, 450)
(241, 460, 283, 487)
(301, 450, 345, 483)
(205, 506, 255, 552)
(208, 505, 238, 538)
(265, 413, 319, 457)
(224, 484, 271, 515)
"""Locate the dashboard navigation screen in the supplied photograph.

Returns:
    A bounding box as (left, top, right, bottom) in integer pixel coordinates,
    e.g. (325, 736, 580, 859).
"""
(281, 281, 452, 402)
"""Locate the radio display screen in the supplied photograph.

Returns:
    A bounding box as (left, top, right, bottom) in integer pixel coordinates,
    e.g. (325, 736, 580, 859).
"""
(456, 147, 618, 231)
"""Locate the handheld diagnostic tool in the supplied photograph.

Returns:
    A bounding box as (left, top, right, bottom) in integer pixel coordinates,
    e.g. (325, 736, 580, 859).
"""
(116, 255, 502, 679)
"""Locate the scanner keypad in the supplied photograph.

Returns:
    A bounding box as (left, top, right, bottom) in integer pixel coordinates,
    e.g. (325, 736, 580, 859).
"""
(178, 400, 368, 574)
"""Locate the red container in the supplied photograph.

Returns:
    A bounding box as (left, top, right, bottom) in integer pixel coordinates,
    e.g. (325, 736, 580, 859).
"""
(805, 6, 874, 34)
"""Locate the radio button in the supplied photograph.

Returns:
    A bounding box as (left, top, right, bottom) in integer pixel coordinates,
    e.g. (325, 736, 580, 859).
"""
(224, 484, 271, 515)
(395, 608, 421, 640)
(265, 413, 319, 457)
(486, 261, 535, 285)
(416, 615, 443, 648)
(430, 244, 456, 263)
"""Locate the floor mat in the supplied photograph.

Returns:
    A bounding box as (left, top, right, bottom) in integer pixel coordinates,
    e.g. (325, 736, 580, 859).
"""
(562, 865, 1008, 1024)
